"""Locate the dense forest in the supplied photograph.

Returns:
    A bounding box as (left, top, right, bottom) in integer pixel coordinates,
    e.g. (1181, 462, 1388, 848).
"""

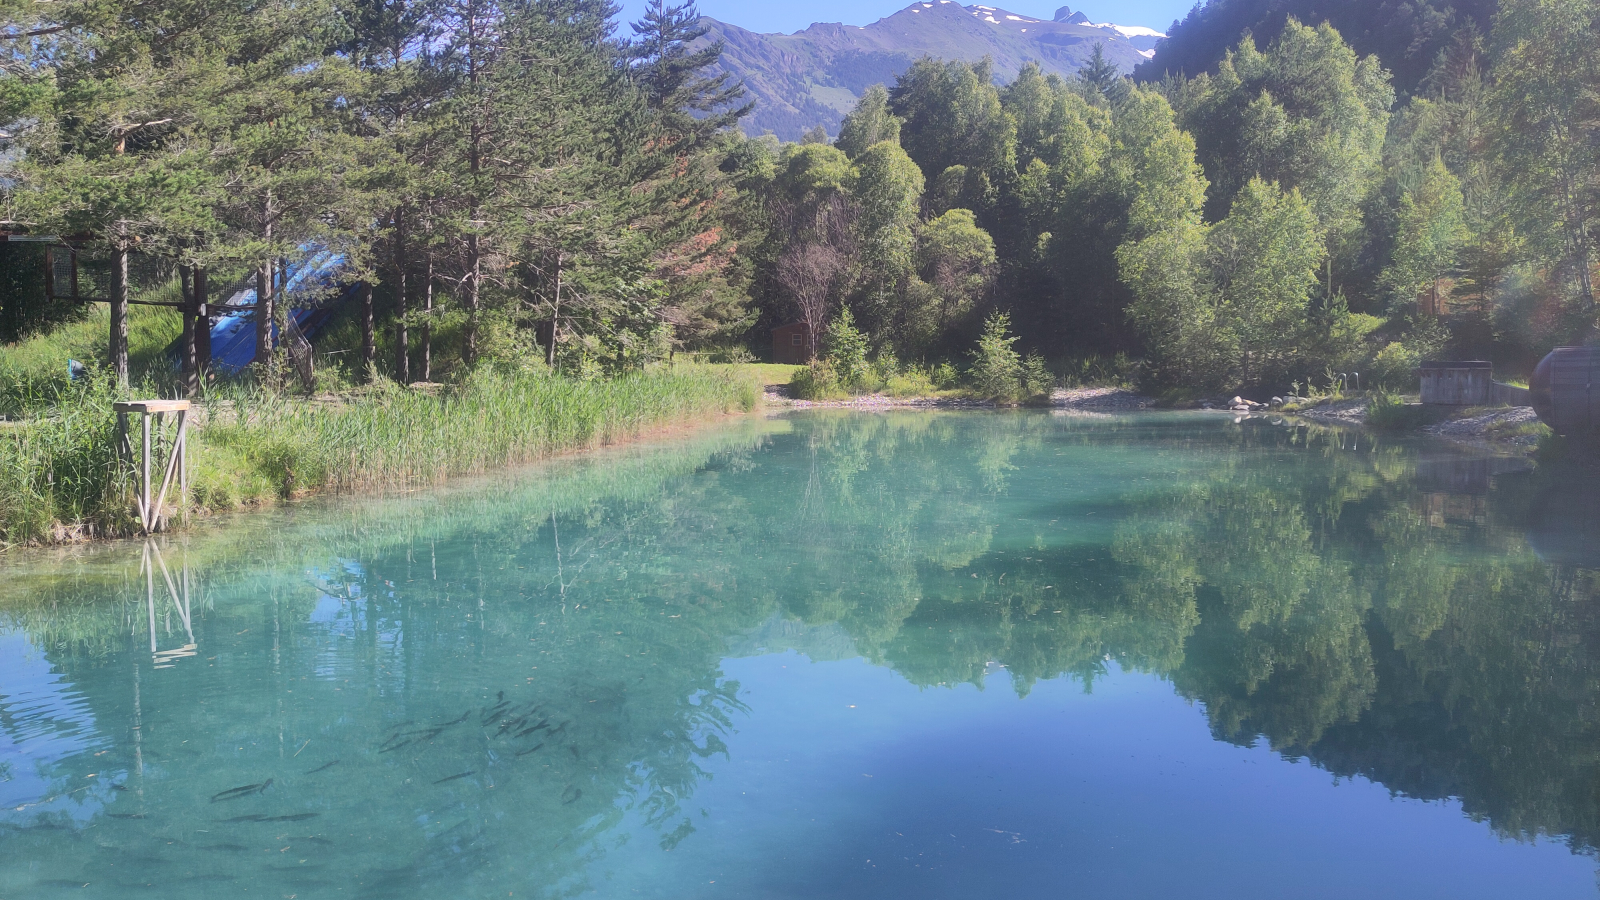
(2, 0, 1598, 396)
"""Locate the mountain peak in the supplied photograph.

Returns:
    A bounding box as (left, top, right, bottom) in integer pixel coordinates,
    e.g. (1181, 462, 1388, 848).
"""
(702, 2, 1160, 140)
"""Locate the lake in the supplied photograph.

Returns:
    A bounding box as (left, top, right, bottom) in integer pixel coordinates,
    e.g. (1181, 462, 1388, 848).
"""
(3, 410, 1599, 899)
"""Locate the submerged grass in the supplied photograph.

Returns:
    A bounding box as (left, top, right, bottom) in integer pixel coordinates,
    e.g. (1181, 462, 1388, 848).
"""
(1, 364, 760, 548)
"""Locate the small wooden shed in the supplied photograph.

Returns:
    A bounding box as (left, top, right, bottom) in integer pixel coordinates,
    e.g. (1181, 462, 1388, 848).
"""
(1419, 361, 1492, 406)
(772, 322, 814, 365)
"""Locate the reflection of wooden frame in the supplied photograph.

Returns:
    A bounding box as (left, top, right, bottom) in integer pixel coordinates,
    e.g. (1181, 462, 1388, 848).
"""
(141, 541, 197, 669)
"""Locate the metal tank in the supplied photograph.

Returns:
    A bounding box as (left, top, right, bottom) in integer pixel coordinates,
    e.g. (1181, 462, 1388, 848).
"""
(1530, 346, 1600, 437)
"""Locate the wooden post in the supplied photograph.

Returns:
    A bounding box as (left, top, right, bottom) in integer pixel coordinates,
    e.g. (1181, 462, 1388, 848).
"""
(181, 266, 198, 397)
(361, 282, 375, 377)
(111, 244, 129, 386)
(256, 261, 275, 376)
(115, 400, 191, 535)
(194, 267, 211, 387)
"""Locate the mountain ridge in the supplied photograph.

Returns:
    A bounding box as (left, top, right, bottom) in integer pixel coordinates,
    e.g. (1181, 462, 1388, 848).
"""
(701, 3, 1161, 140)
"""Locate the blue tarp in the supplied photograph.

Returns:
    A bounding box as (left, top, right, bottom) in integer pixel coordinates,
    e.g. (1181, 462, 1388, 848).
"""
(205, 246, 355, 374)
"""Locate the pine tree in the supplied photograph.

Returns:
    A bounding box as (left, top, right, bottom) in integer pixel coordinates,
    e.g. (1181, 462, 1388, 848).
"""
(628, 1, 750, 152)
(341, 0, 452, 381)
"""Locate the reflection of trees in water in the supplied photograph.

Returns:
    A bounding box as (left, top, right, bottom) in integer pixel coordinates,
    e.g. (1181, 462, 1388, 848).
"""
(8, 413, 1600, 877)
(1113, 433, 1600, 854)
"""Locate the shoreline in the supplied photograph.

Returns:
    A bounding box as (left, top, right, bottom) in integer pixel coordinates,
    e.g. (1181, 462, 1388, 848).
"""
(1, 368, 759, 552)
(8, 383, 1547, 554)
(763, 385, 1159, 412)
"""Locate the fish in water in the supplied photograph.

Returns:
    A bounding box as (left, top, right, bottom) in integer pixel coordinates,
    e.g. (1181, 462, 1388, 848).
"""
(569, 744, 581, 759)
(106, 813, 146, 820)
(515, 743, 544, 758)
(219, 814, 268, 823)
(442, 711, 472, 727)
(259, 813, 320, 823)
(202, 843, 251, 852)
(561, 786, 582, 805)
(377, 738, 412, 754)
(210, 779, 273, 802)
(110, 783, 128, 792)
(36, 880, 93, 888)
(433, 771, 475, 785)
(305, 760, 340, 774)
(514, 718, 550, 738)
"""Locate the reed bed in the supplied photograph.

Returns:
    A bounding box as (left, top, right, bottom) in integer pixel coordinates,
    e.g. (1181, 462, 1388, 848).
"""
(1, 365, 759, 548)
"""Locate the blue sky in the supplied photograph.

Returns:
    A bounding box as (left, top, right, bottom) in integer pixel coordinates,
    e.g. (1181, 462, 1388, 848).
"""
(613, 1, 1198, 36)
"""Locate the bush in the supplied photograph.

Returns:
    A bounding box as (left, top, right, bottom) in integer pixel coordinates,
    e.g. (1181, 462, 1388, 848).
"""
(1022, 353, 1054, 401)
(885, 368, 937, 397)
(931, 362, 961, 390)
(824, 307, 873, 390)
(1060, 353, 1136, 388)
(969, 312, 1024, 402)
(1367, 342, 1422, 391)
(791, 361, 847, 400)
(1367, 391, 1443, 431)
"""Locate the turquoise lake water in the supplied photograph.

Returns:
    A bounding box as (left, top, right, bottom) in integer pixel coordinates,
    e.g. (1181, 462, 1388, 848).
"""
(3, 410, 1600, 898)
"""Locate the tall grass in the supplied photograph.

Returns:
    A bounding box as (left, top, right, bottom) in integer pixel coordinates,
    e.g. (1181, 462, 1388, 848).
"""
(206, 365, 758, 493)
(1, 365, 759, 548)
(0, 377, 139, 545)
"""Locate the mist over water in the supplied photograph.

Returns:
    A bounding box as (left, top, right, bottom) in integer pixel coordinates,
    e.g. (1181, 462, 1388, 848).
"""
(2, 411, 1599, 898)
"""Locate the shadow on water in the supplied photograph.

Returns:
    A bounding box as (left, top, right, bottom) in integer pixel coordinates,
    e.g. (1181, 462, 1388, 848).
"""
(3, 411, 1600, 895)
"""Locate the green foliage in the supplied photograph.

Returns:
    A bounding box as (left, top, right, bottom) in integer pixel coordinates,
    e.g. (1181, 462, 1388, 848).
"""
(1365, 339, 1435, 391)
(823, 306, 872, 389)
(890, 58, 1017, 189)
(1381, 156, 1468, 312)
(1489, 0, 1600, 313)
(835, 84, 901, 160)
(1207, 178, 1326, 384)
(790, 360, 846, 400)
(968, 311, 1028, 402)
(1171, 20, 1392, 290)
(916, 208, 996, 348)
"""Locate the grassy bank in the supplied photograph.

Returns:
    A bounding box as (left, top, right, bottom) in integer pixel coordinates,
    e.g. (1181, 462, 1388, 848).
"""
(1, 365, 760, 548)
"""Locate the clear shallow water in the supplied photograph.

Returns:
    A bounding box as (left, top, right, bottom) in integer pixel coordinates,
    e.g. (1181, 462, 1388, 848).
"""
(3, 410, 1600, 899)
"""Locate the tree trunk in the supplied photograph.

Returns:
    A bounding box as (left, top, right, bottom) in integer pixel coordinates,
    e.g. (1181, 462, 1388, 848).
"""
(547, 251, 562, 368)
(194, 267, 210, 387)
(394, 208, 409, 384)
(110, 242, 129, 387)
(255, 261, 274, 375)
(464, 0, 485, 368)
(421, 254, 433, 383)
(361, 282, 375, 377)
(181, 265, 197, 397)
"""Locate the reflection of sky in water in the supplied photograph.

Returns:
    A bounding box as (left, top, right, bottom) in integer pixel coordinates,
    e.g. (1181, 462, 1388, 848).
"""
(0, 630, 110, 822)
(597, 652, 1597, 899)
